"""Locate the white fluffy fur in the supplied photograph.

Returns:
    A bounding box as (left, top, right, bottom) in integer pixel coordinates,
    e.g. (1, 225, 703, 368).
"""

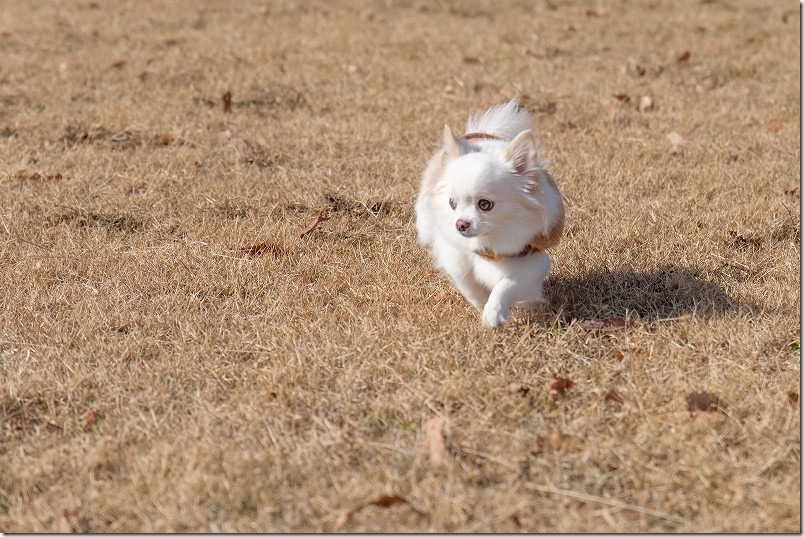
(415, 99, 564, 328)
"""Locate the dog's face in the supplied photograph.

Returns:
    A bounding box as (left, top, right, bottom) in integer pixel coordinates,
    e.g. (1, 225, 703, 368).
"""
(444, 153, 509, 238)
(442, 127, 544, 242)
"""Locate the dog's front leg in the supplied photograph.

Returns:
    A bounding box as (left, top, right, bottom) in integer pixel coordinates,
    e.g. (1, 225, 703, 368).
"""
(450, 273, 490, 313)
(482, 279, 515, 328)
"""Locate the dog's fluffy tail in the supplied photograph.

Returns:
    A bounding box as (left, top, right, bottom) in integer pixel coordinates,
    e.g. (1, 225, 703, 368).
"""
(465, 99, 532, 140)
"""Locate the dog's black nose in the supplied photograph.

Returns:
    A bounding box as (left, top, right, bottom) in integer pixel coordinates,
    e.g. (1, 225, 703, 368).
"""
(456, 219, 470, 232)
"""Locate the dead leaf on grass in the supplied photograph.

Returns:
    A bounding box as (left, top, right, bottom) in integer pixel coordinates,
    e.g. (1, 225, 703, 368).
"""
(152, 131, 172, 146)
(578, 317, 627, 332)
(82, 410, 103, 432)
(462, 56, 481, 64)
(299, 213, 331, 238)
(676, 51, 691, 63)
(222, 90, 232, 113)
(764, 121, 782, 133)
(423, 416, 448, 464)
(613, 93, 631, 103)
(239, 242, 286, 258)
(14, 169, 63, 181)
(335, 494, 423, 530)
(686, 392, 725, 413)
(609, 348, 625, 361)
(728, 230, 763, 249)
(535, 431, 586, 453)
(605, 389, 625, 405)
(548, 377, 574, 400)
(787, 391, 798, 406)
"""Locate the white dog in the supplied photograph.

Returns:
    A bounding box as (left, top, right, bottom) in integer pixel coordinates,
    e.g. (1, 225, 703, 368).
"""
(414, 99, 564, 328)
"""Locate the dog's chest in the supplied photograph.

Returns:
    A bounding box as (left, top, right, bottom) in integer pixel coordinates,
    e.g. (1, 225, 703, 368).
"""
(470, 256, 509, 289)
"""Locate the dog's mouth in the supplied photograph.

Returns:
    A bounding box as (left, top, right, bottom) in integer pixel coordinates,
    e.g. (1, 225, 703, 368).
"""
(458, 228, 480, 238)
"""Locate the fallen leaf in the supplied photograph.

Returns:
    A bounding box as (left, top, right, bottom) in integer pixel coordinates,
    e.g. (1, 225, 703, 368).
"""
(335, 494, 423, 530)
(605, 389, 625, 405)
(240, 242, 286, 258)
(423, 416, 448, 464)
(686, 392, 725, 413)
(609, 348, 625, 361)
(788, 391, 799, 406)
(82, 410, 102, 432)
(510, 513, 523, 527)
(676, 51, 691, 63)
(14, 169, 63, 181)
(548, 377, 574, 400)
(578, 317, 627, 332)
(728, 230, 763, 249)
(153, 131, 172, 145)
(222, 90, 232, 113)
(638, 95, 653, 112)
(462, 56, 481, 64)
(765, 121, 781, 133)
(613, 93, 631, 103)
(536, 431, 585, 453)
(298, 213, 331, 238)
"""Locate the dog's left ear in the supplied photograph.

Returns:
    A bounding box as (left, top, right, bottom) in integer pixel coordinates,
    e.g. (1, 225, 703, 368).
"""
(505, 130, 538, 175)
(443, 125, 474, 159)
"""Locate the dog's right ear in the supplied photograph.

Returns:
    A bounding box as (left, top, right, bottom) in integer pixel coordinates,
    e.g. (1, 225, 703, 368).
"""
(443, 125, 473, 159)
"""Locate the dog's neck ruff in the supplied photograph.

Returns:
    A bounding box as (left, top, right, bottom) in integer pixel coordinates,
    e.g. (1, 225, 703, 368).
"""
(474, 243, 541, 262)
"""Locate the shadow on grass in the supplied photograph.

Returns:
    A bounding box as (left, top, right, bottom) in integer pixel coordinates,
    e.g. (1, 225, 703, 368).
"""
(545, 265, 757, 322)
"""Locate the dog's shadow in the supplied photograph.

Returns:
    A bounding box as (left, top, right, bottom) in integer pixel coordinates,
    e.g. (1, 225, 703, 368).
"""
(544, 265, 756, 323)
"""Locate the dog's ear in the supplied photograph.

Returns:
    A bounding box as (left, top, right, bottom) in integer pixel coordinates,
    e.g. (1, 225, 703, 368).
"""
(443, 125, 473, 159)
(505, 130, 538, 175)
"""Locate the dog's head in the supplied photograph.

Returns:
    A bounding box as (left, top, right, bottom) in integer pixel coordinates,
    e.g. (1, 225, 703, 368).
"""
(441, 126, 547, 245)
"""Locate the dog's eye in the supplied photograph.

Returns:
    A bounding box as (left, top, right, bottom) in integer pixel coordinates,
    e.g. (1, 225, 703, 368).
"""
(477, 199, 494, 211)
(449, 198, 457, 210)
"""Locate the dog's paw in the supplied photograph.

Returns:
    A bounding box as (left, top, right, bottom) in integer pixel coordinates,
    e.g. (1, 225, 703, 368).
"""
(481, 303, 508, 328)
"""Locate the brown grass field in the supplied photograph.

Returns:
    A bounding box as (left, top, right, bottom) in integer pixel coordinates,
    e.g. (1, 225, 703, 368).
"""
(0, 0, 800, 532)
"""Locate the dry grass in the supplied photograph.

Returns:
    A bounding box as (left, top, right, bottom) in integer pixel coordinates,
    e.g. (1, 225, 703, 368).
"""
(0, 0, 800, 532)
